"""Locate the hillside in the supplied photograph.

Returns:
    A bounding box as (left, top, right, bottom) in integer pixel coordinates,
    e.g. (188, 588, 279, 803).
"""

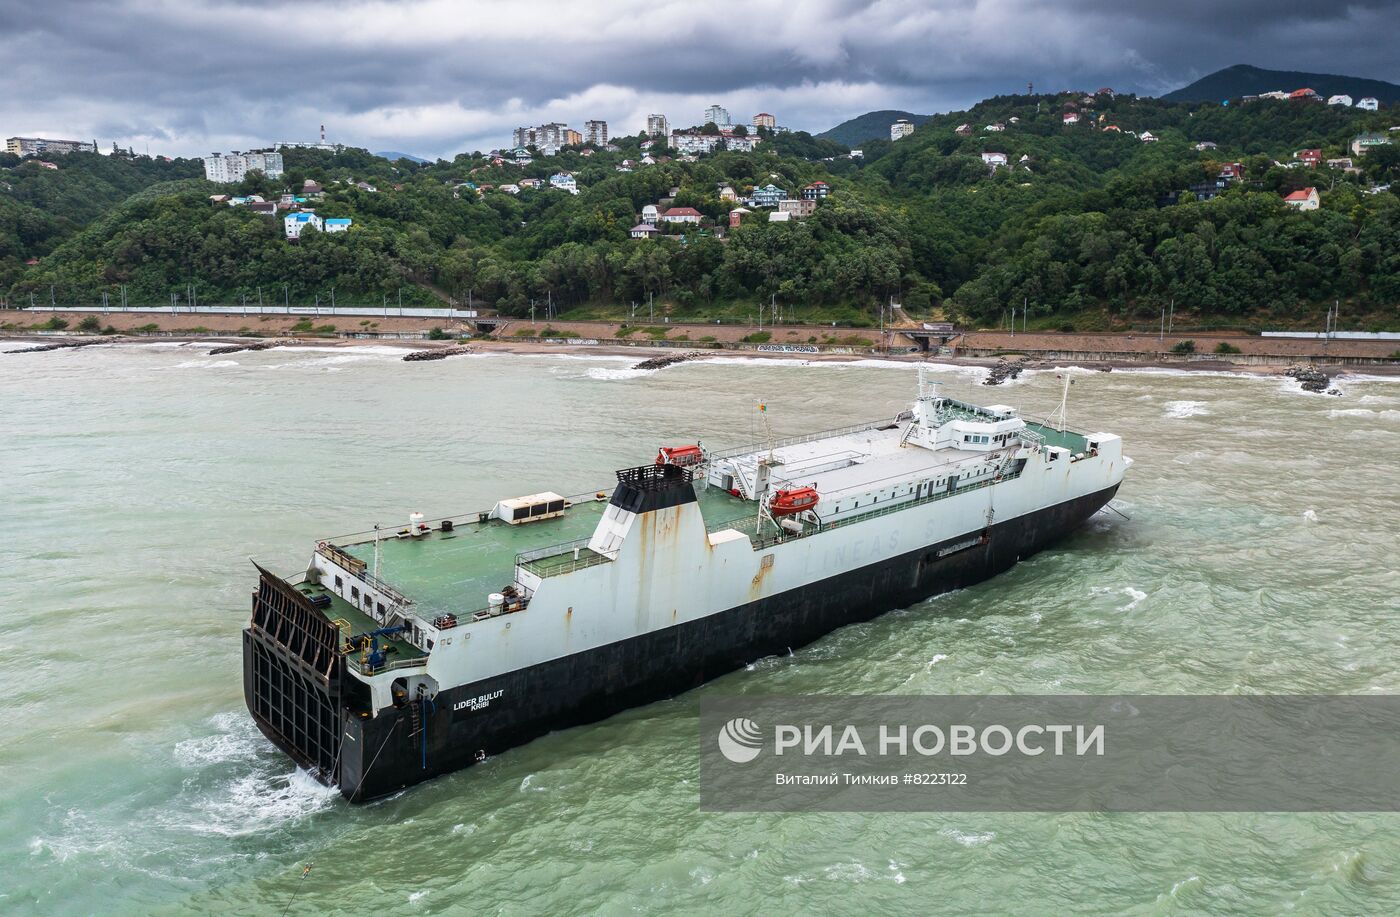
(0, 151, 201, 287)
(6, 92, 1400, 329)
(1163, 64, 1400, 103)
(817, 110, 931, 147)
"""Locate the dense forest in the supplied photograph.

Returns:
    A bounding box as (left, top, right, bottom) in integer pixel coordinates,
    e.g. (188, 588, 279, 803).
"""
(4, 90, 1399, 328)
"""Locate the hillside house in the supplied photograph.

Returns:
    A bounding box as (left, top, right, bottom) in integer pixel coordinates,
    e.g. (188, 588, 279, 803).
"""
(1358, 97, 1379, 111)
(750, 183, 785, 207)
(1063, 112, 1080, 124)
(1352, 132, 1391, 156)
(955, 123, 972, 136)
(1283, 187, 1320, 210)
(801, 181, 829, 200)
(549, 172, 578, 194)
(660, 206, 702, 224)
(729, 207, 751, 228)
(980, 151, 1008, 170)
(984, 122, 1006, 132)
(778, 198, 816, 218)
(1328, 94, 1354, 107)
(1294, 148, 1323, 168)
(629, 223, 659, 239)
(641, 204, 659, 225)
(325, 217, 352, 233)
(1139, 131, 1159, 143)
(1194, 141, 1218, 151)
(284, 212, 323, 239)
(768, 210, 792, 222)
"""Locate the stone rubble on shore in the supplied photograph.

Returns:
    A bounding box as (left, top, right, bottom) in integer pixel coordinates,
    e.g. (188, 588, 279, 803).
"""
(207, 339, 301, 356)
(1285, 365, 1341, 395)
(633, 351, 703, 371)
(403, 345, 473, 362)
(983, 358, 1035, 385)
(5, 337, 122, 354)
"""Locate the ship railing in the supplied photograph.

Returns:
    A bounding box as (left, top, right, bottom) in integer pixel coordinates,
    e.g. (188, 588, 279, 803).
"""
(315, 543, 416, 610)
(516, 537, 613, 578)
(705, 468, 1026, 550)
(345, 654, 426, 676)
(705, 415, 907, 462)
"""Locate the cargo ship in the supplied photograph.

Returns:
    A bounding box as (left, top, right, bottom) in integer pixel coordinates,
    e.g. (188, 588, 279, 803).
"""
(243, 373, 1128, 801)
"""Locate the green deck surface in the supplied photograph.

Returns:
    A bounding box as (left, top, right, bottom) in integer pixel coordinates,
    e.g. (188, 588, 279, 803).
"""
(334, 486, 753, 617)
(292, 580, 424, 662)
(1024, 423, 1091, 453)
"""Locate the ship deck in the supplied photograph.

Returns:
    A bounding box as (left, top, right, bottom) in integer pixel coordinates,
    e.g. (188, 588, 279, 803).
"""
(331, 485, 755, 618)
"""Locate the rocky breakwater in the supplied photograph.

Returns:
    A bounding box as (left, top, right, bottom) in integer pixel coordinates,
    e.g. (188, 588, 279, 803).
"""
(403, 345, 473, 362)
(5, 337, 122, 354)
(1286, 365, 1341, 395)
(983, 358, 1036, 386)
(633, 351, 703, 371)
(207, 339, 301, 356)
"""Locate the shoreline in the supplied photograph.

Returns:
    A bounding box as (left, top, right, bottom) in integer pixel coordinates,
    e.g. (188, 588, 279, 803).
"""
(5, 331, 1399, 379)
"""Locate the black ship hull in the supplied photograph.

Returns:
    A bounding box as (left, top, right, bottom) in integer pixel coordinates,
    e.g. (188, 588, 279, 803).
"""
(244, 483, 1119, 801)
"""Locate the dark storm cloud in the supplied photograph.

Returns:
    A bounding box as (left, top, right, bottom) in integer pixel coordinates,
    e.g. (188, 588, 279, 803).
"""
(0, 0, 1396, 158)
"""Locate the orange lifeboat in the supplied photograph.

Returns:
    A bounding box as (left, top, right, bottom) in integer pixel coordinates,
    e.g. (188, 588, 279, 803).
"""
(768, 487, 819, 517)
(656, 444, 704, 467)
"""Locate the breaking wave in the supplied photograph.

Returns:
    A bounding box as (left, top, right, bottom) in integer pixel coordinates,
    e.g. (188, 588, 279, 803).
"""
(1163, 400, 1210, 418)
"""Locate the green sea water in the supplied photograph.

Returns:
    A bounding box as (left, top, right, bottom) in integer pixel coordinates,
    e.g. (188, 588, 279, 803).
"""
(3, 342, 1399, 915)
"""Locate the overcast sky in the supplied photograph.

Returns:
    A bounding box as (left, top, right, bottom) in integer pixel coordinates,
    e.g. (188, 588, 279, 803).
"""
(2, 0, 1397, 160)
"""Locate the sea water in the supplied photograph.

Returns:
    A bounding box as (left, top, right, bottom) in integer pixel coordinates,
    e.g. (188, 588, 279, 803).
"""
(3, 343, 1399, 914)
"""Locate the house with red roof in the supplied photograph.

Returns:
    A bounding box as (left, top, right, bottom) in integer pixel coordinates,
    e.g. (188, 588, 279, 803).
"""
(1063, 111, 1080, 124)
(801, 181, 829, 201)
(1283, 187, 1320, 210)
(660, 206, 703, 224)
(1294, 149, 1323, 168)
(1288, 88, 1321, 101)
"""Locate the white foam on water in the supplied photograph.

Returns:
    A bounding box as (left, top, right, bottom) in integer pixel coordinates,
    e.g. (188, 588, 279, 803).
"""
(408, 890, 429, 904)
(1303, 509, 1318, 522)
(1118, 587, 1147, 611)
(926, 654, 949, 669)
(888, 860, 908, 884)
(186, 768, 338, 837)
(822, 862, 876, 882)
(1328, 408, 1400, 420)
(689, 866, 715, 885)
(173, 359, 239, 369)
(173, 712, 263, 767)
(585, 366, 656, 381)
(938, 827, 995, 847)
(519, 773, 546, 793)
(1163, 400, 1210, 418)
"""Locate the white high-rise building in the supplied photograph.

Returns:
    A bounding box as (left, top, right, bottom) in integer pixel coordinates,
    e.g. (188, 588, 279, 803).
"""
(584, 120, 609, 145)
(704, 104, 731, 127)
(890, 119, 915, 141)
(646, 114, 669, 137)
(203, 150, 284, 183)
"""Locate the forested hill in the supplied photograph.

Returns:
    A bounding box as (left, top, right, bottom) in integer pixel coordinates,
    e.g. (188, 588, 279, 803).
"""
(0, 151, 200, 273)
(817, 110, 932, 146)
(1163, 64, 1400, 104)
(6, 90, 1400, 328)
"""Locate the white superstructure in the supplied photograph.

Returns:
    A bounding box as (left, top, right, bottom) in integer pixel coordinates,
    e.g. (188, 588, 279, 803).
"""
(304, 375, 1129, 712)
